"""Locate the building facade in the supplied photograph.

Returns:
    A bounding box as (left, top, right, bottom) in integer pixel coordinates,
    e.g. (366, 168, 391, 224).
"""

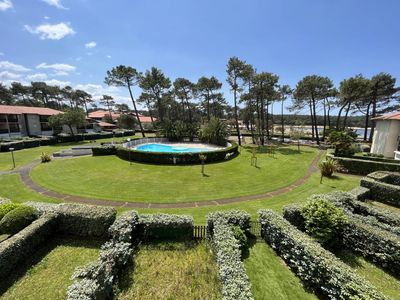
(371, 112, 400, 158)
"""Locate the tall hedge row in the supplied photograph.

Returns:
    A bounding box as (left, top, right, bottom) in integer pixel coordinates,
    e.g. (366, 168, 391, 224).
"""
(360, 177, 400, 207)
(138, 213, 194, 240)
(259, 209, 387, 300)
(207, 211, 253, 300)
(0, 213, 58, 281)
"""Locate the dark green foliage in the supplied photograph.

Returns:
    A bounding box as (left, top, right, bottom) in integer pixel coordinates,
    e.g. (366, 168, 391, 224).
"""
(0, 205, 38, 235)
(40, 152, 51, 163)
(0, 213, 58, 281)
(160, 120, 198, 141)
(115, 142, 238, 164)
(92, 144, 117, 156)
(0, 202, 20, 220)
(230, 225, 248, 252)
(360, 176, 400, 207)
(329, 154, 400, 175)
(300, 198, 348, 246)
(138, 214, 193, 240)
(200, 118, 229, 146)
(282, 205, 305, 231)
(326, 129, 357, 157)
(49, 109, 86, 136)
(318, 157, 338, 177)
(258, 209, 387, 300)
(56, 204, 116, 237)
(117, 114, 137, 129)
(207, 210, 252, 237)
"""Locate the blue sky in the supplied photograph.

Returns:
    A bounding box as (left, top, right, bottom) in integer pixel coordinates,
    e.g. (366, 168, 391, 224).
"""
(0, 0, 399, 113)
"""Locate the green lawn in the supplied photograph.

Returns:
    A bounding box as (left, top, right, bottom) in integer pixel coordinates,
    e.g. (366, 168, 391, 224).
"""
(244, 240, 317, 300)
(117, 241, 221, 300)
(0, 236, 103, 300)
(336, 249, 400, 300)
(0, 134, 141, 171)
(31, 145, 319, 203)
(0, 172, 360, 224)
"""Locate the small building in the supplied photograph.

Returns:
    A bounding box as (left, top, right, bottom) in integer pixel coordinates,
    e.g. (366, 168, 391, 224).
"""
(0, 105, 62, 138)
(371, 111, 400, 158)
(88, 109, 156, 125)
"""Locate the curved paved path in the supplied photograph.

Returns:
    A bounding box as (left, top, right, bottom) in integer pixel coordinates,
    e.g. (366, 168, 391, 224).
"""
(9, 150, 324, 209)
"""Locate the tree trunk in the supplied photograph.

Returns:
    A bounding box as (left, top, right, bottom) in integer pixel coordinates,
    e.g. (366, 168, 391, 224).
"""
(343, 102, 351, 129)
(322, 98, 327, 141)
(363, 102, 371, 141)
(234, 86, 241, 146)
(311, 97, 320, 145)
(327, 101, 331, 128)
(308, 100, 315, 141)
(260, 96, 265, 146)
(128, 83, 145, 137)
(369, 97, 377, 142)
(281, 99, 284, 141)
(336, 103, 346, 130)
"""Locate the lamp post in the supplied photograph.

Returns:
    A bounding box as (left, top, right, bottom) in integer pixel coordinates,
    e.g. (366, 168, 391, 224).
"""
(9, 147, 15, 169)
(127, 138, 131, 165)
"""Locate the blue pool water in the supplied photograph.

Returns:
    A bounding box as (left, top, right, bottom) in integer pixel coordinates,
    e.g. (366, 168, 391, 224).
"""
(135, 143, 215, 153)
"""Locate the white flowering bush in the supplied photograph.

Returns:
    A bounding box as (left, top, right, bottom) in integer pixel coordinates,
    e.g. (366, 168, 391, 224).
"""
(139, 213, 193, 240)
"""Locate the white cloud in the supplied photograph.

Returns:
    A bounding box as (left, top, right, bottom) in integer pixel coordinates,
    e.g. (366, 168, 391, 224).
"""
(0, 71, 22, 81)
(44, 16, 50, 20)
(41, 0, 66, 9)
(106, 55, 111, 59)
(44, 79, 70, 87)
(24, 22, 75, 40)
(85, 41, 96, 49)
(0, 0, 12, 11)
(26, 73, 48, 81)
(36, 62, 76, 75)
(0, 60, 30, 72)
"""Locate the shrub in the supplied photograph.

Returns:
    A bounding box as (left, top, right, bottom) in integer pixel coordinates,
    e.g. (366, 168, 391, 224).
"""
(57, 204, 116, 237)
(40, 152, 51, 163)
(326, 129, 357, 157)
(24, 201, 59, 216)
(0, 213, 58, 281)
(360, 176, 400, 207)
(318, 157, 338, 177)
(230, 225, 248, 253)
(209, 216, 253, 300)
(350, 186, 370, 201)
(138, 213, 193, 240)
(117, 114, 137, 129)
(282, 205, 305, 231)
(328, 154, 400, 175)
(200, 118, 229, 146)
(0, 202, 20, 220)
(0, 205, 38, 235)
(300, 198, 348, 246)
(92, 145, 116, 156)
(258, 209, 386, 300)
(0, 197, 10, 205)
(207, 210, 252, 237)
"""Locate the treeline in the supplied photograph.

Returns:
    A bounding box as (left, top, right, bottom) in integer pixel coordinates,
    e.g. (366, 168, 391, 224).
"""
(1, 57, 399, 144)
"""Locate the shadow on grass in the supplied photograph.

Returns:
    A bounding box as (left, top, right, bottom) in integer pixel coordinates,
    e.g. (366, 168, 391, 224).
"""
(0, 235, 104, 296)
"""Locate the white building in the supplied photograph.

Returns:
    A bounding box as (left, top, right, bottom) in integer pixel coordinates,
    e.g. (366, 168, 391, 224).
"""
(371, 112, 400, 158)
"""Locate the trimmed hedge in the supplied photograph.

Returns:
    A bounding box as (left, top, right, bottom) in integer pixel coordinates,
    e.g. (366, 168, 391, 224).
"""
(67, 211, 139, 300)
(25, 201, 59, 216)
(0, 213, 58, 281)
(92, 144, 117, 156)
(328, 154, 400, 175)
(360, 177, 400, 207)
(343, 217, 400, 274)
(138, 213, 194, 240)
(0, 202, 20, 220)
(0, 205, 38, 235)
(0, 197, 10, 205)
(56, 204, 116, 237)
(350, 186, 370, 201)
(282, 204, 305, 231)
(116, 142, 239, 164)
(207, 210, 252, 238)
(367, 171, 400, 185)
(259, 209, 387, 300)
(208, 212, 253, 300)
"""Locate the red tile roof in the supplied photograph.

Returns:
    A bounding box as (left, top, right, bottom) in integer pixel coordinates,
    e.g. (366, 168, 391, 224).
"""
(88, 110, 155, 123)
(0, 105, 62, 116)
(372, 111, 400, 121)
(138, 115, 155, 123)
(97, 121, 117, 127)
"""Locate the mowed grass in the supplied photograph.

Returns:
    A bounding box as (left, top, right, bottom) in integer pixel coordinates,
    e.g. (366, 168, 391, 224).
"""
(0, 172, 360, 224)
(117, 241, 221, 300)
(31, 145, 319, 203)
(336, 249, 400, 300)
(244, 240, 317, 300)
(0, 236, 103, 300)
(0, 134, 141, 171)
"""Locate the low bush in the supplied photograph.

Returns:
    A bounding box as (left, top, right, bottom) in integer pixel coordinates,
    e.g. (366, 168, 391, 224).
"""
(367, 171, 400, 185)
(67, 211, 139, 300)
(0, 213, 58, 281)
(92, 144, 116, 156)
(328, 154, 400, 175)
(301, 198, 348, 246)
(40, 152, 51, 163)
(350, 213, 400, 236)
(0, 197, 10, 205)
(0, 202, 19, 220)
(350, 186, 370, 201)
(0, 205, 38, 235)
(259, 209, 386, 300)
(57, 204, 116, 237)
(360, 177, 400, 207)
(209, 215, 253, 300)
(282, 205, 305, 231)
(25, 201, 59, 216)
(318, 157, 338, 177)
(115, 142, 239, 164)
(230, 225, 248, 253)
(138, 213, 193, 240)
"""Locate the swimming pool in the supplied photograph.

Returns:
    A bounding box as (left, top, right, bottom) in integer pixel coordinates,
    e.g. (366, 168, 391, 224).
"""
(135, 143, 218, 153)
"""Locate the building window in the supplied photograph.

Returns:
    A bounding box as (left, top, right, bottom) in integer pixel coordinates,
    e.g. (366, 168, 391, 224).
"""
(0, 114, 20, 133)
(39, 115, 52, 131)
